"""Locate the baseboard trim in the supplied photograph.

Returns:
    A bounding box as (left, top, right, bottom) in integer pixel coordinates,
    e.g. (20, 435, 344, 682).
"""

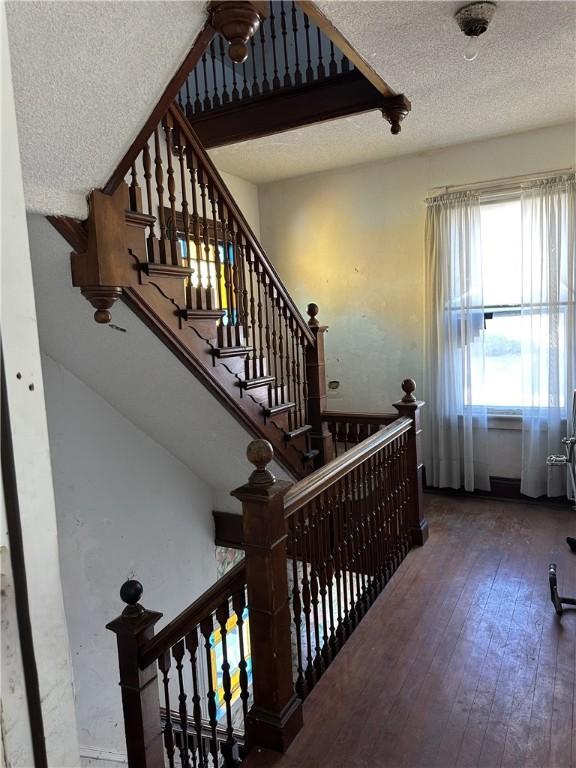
(423, 469, 571, 506)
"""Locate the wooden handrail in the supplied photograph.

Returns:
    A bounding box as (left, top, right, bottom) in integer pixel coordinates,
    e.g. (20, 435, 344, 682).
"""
(168, 103, 315, 346)
(322, 410, 399, 425)
(284, 416, 413, 518)
(139, 559, 246, 668)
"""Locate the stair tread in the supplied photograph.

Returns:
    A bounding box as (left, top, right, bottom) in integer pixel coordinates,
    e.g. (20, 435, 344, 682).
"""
(285, 424, 312, 440)
(180, 308, 226, 321)
(239, 375, 276, 390)
(213, 345, 253, 358)
(264, 401, 296, 416)
(141, 263, 195, 278)
(302, 449, 320, 462)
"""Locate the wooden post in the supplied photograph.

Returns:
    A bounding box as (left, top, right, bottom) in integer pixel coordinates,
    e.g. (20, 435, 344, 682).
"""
(231, 439, 303, 753)
(305, 303, 334, 468)
(106, 580, 164, 767)
(393, 378, 429, 546)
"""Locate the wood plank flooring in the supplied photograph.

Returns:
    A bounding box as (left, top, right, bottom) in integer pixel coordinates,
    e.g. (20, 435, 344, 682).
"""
(244, 495, 576, 768)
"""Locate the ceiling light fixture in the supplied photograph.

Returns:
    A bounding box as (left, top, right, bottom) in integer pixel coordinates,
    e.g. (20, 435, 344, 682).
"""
(455, 1, 496, 62)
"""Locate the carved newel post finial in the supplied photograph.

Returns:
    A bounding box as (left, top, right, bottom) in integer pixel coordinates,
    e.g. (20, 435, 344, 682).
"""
(119, 578, 144, 616)
(208, 1, 265, 64)
(381, 93, 411, 135)
(307, 302, 320, 328)
(401, 378, 417, 403)
(246, 439, 276, 487)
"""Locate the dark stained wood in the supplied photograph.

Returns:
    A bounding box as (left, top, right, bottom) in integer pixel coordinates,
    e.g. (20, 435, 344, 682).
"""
(297, 1, 397, 98)
(139, 560, 246, 668)
(168, 104, 315, 347)
(232, 442, 303, 753)
(393, 396, 428, 546)
(46, 215, 87, 252)
(103, 23, 215, 196)
(242, 495, 576, 768)
(106, 600, 164, 766)
(284, 418, 412, 519)
(304, 305, 333, 468)
(190, 69, 384, 149)
(213, 509, 244, 549)
(208, 1, 268, 64)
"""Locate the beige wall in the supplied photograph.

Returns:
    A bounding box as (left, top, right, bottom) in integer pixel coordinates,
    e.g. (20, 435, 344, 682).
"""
(259, 123, 575, 411)
(219, 169, 261, 239)
(258, 123, 575, 478)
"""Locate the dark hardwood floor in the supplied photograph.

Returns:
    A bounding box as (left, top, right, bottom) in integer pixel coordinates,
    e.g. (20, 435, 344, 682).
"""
(245, 495, 576, 768)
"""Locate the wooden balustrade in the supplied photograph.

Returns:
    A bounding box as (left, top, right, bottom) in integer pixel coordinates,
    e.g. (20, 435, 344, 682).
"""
(322, 410, 400, 456)
(123, 101, 319, 439)
(181, 1, 353, 120)
(107, 562, 249, 768)
(108, 383, 427, 765)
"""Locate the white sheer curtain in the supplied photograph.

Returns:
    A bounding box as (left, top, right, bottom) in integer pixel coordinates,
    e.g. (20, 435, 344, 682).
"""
(424, 191, 490, 491)
(520, 174, 576, 498)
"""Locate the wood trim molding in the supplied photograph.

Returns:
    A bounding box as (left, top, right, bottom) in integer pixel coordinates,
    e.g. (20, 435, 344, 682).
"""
(190, 70, 384, 148)
(47, 215, 88, 253)
(297, 1, 396, 98)
(213, 510, 244, 549)
(423, 470, 573, 506)
(103, 22, 215, 195)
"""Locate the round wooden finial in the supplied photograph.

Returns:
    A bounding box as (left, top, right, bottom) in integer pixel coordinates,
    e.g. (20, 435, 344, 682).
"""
(401, 378, 417, 403)
(94, 309, 112, 324)
(246, 439, 275, 487)
(119, 579, 144, 615)
(307, 303, 319, 328)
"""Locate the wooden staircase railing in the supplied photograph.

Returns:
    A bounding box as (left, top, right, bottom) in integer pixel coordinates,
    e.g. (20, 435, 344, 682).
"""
(107, 382, 428, 766)
(60, 93, 335, 476)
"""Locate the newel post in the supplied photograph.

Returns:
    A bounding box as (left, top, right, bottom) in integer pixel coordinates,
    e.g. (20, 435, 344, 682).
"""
(231, 440, 303, 752)
(305, 303, 334, 468)
(106, 580, 164, 767)
(393, 379, 429, 546)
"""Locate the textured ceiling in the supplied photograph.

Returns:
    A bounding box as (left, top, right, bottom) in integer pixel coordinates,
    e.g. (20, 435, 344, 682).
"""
(6, 1, 207, 217)
(210, 0, 576, 183)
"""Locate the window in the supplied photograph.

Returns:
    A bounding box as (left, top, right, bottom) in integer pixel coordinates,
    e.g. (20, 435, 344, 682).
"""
(468, 196, 567, 411)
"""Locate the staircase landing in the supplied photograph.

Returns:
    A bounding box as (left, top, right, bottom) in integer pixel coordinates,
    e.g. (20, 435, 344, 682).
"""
(244, 495, 576, 768)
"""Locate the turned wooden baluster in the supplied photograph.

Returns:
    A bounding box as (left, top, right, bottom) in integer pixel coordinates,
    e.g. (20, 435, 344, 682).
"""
(269, 5, 281, 90)
(232, 441, 302, 752)
(163, 115, 179, 266)
(329, 41, 338, 77)
(231, 588, 250, 723)
(305, 304, 334, 467)
(219, 37, 230, 105)
(185, 629, 207, 768)
(185, 146, 204, 310)
(291, 1, 303, 85)
(106, 580, 164, 767)
(215, 599, 238, 765)
(303, 13, 314, 83)
(299, 505, 314, 693)
(172, 640, 191, 768)
(231, 59, 240, 101)
(288, 514, 305, 699)
(201, 52, 211, 111)
(316, 27, 325, 79)
(259, 23, 270, 93)
(193, 68, 203, 114)
(158, 651, 176, 767)
(153, 127, 167, 264)
(280, 1, 292, 88)
(199, 614, 219, 766)
(248, 37, 259, 97)
(210, 40, 221, 109)
(142, 141, 156, 262)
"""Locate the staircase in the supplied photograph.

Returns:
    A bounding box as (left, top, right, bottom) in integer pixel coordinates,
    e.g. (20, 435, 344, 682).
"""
(44, 3, 426, 765)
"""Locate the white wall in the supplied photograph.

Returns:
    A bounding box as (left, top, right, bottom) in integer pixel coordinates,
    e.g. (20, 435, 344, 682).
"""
(42, 354, 220, 759)
(1, 5, 80, 764)
(258, 123, 576, 479)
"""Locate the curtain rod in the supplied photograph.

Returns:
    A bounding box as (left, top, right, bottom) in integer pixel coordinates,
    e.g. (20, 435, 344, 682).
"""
(429, 167, 575, 197)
